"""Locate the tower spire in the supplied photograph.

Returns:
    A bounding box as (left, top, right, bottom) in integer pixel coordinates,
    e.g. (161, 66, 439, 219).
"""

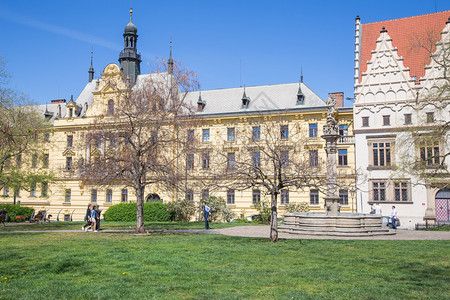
(119, 6, 141, 85)
(168, 38, 174, 74)
(88, 49, 94, 82)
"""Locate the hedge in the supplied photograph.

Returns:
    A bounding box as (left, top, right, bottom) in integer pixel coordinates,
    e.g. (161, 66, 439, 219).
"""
(103, 202, 170, 222)
(0, 204, 34, 222)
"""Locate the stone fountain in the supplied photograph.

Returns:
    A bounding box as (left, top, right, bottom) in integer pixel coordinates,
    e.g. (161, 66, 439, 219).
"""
(279, 95, 394, 236)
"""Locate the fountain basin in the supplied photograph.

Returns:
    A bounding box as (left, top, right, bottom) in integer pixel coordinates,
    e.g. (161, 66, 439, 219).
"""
(279, 212, 395, 236)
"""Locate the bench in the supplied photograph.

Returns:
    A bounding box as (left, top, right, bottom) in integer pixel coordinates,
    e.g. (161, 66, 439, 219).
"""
(0, 215, 6, 226)
(30, 211, 47, 223)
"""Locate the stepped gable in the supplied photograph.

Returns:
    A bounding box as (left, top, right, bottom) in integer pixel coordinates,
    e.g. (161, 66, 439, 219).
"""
(420, 18, 450, 97)
(356, 27, 416, 103)
(359, 11, 450, 83)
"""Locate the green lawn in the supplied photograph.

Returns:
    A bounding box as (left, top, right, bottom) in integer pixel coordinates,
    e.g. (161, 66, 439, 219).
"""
(0, 221, 254, 231)
(0, 232, 448, 299)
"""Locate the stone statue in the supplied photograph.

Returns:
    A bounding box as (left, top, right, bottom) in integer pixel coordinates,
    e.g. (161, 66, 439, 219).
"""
(323, 95, 338, 135)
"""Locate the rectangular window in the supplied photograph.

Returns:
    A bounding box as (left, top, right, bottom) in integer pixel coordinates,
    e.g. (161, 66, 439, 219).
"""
(339, 124, 348, 136)
(187, 130, 194, 143)
(310, 189, 319, 205)
(372, 142, 391, 167)
(252, 126, 261, 141)
(394, 182, 408, 201)
(202, 153, 210, 170)
(91, 189, 97, 202)
(44, 133, 50, 142)
(227, 128, 235, 141)
(14, 189, 20, 197)
(252, 189, 261, 204)
(338, 149, 348, 166)
(372, 182, 386, 201)
(280, 125, 289, 139)
(252, 152, 261, 168)
(202, 129, 210, 142)
(31, 154, 38, 168)
(66, 157, 72, 171)
(281, 151, 289, 168)
(227, 189, 235, 204)
(426, 112, 434, 123)
(106, 189, 112, 202)
(43, 154, 49, 168)
(65, 189, 71, 202)
(420, 141, 440, 166)
(309, 150, 319, 167)
(339, 189, 348, 205)
(3, 187, 9, 197)
(30, 182, 36, 197)
(121, 189, 128, 202)
(67, 135, 73, 148)
(186, 189, 194, 201)
(186, 154, 194, 170)
(383, 115, 390, 126)
(69, 108, 73, 118)
(227, 152, 235, 169)
(201, 189, 209, 200)
(281, 189, 289, 204)
(362, 116, 369, 127)
(41, 182, 48, 197)
(309, 124, 318, 138)
(404, 114, 412, 125)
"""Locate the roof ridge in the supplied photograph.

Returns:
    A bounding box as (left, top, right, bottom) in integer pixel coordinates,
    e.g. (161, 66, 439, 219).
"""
(197, 82, 304, 93)
(362, 10, 450, 25)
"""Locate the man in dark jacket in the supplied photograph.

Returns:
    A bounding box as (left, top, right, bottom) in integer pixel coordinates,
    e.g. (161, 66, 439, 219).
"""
(82, 204, 92, 232)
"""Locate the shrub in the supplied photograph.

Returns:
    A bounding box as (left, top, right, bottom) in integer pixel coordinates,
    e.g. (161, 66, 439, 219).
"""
(252, 200, 271, 224)
(0, 204, 34, 222)
(103, 202, 170, 222)
(202, 196, 235, 222)
(166, 198, 196, 222)
(285, 202, 310, 213)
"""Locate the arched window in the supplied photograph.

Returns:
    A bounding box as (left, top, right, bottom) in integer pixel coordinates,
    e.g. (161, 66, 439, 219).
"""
(107, 100, 114, 115)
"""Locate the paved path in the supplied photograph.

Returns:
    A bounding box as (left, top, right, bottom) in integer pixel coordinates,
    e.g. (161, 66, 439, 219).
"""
(1, 226, 449, 240)
(215, 226, 450, 240)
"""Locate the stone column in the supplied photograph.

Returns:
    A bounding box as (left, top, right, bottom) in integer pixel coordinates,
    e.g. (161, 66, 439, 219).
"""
(322, 94, 341, 216)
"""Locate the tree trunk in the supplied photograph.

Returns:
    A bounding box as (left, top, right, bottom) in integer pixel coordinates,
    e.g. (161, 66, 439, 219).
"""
(135, 186, 146, 234)
(269, 192, 278, 242)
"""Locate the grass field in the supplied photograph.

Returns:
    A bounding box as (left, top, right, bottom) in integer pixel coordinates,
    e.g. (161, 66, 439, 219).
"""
(0, 221, 254, 231)
(0, 231, 449, 299)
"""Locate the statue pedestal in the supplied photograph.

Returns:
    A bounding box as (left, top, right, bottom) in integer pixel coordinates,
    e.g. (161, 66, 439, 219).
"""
(324, 196, 341, 216)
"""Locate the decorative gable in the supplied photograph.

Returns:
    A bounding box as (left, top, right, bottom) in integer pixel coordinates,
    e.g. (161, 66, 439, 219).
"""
(355, 27, 416, 104)
(419, 19, 450, 100)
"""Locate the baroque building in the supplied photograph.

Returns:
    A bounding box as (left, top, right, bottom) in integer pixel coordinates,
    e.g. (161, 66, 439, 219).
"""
(354, 11, 450, 228)
(1, 9, 356, 221)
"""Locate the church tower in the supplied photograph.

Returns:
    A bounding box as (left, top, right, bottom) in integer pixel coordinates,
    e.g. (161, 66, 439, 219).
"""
(118, 8, 141, 85)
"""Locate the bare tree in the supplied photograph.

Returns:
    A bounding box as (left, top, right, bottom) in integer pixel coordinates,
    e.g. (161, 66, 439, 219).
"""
(0, 56, 53, 201)
(82, 59, 200, 233)
(395, 28, 450, 189)
(203, 114, 330, 242)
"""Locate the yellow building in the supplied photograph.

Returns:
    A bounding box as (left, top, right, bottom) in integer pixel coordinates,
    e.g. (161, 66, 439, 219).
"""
(0, 11, 356, 221)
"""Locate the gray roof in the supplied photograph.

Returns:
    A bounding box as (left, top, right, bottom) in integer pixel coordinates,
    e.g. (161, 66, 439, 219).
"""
(184, 82, 325, 116)
(75, 79, 99, 116)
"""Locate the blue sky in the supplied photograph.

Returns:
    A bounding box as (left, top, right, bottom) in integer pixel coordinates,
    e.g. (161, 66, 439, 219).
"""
(1, 0, 449, 106)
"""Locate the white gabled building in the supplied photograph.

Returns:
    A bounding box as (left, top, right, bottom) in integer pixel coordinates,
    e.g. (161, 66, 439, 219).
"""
(353, 12, 450, 228)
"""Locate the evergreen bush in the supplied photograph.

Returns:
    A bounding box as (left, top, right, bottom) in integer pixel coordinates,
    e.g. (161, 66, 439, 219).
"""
(103, 202, 170, 222)
(0, 204, 34, 221)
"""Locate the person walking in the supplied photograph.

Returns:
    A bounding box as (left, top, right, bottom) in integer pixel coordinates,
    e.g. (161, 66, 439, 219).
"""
(82, 204, 92, 232)
(374, 203, 382, 215)
(202, 202, 210, 230)
(95, 206, 101, 231)
(390, 206, 397, 230)
(91, 205, 97, 232)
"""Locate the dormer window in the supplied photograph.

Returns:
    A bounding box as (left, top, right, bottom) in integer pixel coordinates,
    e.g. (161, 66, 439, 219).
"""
(197, 93, 206, 112)
(57, 105, 61, 118)
(69, 108, 73, 118)
(297, 84, 305, 104)
(241, 89, 250, 109)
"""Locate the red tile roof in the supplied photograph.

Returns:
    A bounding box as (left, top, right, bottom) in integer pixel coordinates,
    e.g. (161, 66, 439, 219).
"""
(360, 11, 450, 82)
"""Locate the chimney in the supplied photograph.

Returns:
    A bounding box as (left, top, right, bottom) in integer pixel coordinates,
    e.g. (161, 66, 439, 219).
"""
(51, 99, 66, 104)
(329, 92, 344, 107)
